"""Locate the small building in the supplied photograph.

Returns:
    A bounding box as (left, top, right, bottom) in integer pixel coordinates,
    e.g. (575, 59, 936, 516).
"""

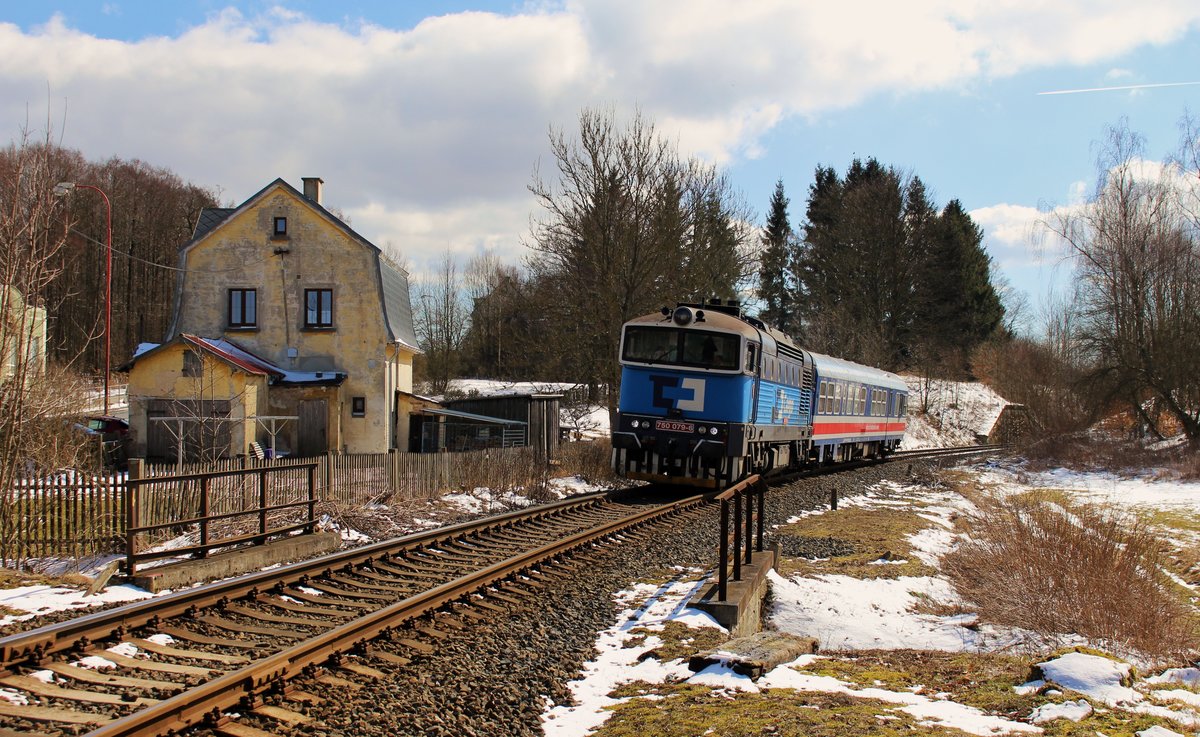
(1, 285, 47, 382)
(435, 393, 561, 456)
(126, 177, 420, 460)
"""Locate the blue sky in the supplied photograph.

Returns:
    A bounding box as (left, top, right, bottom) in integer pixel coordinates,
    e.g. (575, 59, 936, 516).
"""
(4, 1, 1200, 332)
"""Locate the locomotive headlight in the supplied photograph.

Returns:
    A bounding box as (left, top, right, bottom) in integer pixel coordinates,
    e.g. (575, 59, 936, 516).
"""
(709, 426, 719, 436)
(630, 419, 640, 429)
(697, 425, 706, 434)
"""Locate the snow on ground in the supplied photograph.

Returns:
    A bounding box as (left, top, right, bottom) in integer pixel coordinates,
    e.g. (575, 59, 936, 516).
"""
(543, 464, 1200, 734)
(900, 376, 1008, 450)
(543, 397, 1200, 734)
(0, 582, 153, 628)
(0, 471, 610, 629)
(542, 573, 715, 736)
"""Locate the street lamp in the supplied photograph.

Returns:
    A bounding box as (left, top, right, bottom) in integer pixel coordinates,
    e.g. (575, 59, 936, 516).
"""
(54, 181, 113, 416)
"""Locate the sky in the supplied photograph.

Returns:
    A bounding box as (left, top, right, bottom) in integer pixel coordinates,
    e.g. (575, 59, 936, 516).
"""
(3, 1, 1200, 332)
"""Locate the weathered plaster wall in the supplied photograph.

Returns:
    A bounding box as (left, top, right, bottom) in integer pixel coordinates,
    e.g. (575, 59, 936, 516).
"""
(127, 344, 265, 458)
(172, 186, 411, 453)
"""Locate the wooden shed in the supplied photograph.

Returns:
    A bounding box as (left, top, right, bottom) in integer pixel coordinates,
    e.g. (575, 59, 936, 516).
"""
(443, 393, 561, 456)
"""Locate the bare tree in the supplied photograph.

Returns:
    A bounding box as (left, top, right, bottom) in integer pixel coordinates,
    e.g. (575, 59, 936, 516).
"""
(1046, 121, 1200, 439)
(413, 251, 471, 394)
(0, 125, 103, 565)
(526, 107, 755, 410)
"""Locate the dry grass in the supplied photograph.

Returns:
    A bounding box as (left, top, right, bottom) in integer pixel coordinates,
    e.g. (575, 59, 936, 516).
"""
(555, 439, 621, 486)
(943, 492, 1199, 664)
(775, 507, 938, 579)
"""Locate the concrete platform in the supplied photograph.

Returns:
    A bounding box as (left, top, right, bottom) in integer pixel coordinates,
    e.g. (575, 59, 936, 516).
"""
(128, 532, 343, 593)
(690, 547, 777, 639)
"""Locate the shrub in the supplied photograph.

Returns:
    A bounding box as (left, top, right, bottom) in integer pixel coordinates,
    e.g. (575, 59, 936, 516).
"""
(944, 491, 1198, 664)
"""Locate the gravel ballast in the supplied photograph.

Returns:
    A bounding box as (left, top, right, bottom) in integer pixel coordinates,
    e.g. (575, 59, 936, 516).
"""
(191, 460, 929, 737)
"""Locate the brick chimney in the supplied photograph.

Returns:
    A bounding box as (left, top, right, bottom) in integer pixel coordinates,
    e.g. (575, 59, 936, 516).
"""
(301, 177, 324, 205)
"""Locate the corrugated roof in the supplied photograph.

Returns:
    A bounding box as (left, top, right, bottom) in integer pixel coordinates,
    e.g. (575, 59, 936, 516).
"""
(181, 334, 276, 376)
(423, 408, 527, 425)
(131, 334, 347, 386)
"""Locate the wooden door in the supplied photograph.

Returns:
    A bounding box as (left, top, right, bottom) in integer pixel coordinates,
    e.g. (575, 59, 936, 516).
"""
(298, 399, 327, 457)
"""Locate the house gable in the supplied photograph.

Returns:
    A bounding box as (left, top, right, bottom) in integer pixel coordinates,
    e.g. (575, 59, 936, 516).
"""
(150, 177, 419, 455)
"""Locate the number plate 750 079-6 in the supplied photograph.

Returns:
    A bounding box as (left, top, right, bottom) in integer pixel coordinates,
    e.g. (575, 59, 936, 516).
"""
(655, 419, 694, 433)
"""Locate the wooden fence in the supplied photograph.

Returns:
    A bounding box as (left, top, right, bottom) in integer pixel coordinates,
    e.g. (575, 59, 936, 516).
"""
(0, 473, 124, 565)
(0, 445, 547, 567)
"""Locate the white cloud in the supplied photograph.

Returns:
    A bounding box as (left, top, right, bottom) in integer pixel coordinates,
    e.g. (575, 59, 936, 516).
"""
(971, 203, 1049, 269)
(2, 2, 1199, 271)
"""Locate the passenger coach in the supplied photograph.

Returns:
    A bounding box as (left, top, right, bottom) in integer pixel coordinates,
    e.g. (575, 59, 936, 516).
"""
(611, 300, 907, 487)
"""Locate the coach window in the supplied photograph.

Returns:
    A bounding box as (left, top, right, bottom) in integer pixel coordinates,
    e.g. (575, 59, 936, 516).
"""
(859, 386, 866, 414)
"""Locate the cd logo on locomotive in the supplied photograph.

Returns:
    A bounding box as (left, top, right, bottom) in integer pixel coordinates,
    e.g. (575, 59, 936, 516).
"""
(649, 375, 706, 412)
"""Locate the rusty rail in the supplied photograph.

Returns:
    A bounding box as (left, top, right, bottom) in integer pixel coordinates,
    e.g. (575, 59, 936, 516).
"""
(81, 492, 707, 737)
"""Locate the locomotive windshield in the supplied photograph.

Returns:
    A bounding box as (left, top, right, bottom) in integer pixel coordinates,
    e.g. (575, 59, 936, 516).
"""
(622, 326, 741, 371)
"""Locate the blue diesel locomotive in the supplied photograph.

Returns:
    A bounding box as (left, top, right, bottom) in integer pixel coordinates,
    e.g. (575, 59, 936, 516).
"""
(611, 300, 908, 488)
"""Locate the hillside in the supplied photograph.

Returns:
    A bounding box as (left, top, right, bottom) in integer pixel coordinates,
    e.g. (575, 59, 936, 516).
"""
(900, 376, 1009, 449)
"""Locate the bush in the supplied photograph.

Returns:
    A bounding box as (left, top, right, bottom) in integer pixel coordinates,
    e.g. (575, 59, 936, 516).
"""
(944, 491, 1198, 664)
(1021, 433, 1200, 479)
(555, 439, 619, 485)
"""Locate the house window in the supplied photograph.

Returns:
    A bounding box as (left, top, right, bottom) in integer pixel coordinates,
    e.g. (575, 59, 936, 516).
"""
(352, 397, 365, 417)
(183, 349, 202, 377)
(229, 288, 257, 328)
(273, 217, 287, 237)
(305, 288, 333, 328)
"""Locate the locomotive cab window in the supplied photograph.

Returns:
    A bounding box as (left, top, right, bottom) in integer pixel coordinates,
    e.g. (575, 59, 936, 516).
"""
(622, 326, 740, 371)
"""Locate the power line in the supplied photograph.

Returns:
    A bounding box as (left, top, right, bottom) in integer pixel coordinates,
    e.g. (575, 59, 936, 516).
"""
(1038, 81, 1200, 96)
(67, 227, 272, 273)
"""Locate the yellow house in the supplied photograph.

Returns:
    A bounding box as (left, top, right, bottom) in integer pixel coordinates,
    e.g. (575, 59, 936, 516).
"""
(126, 177, 420, 460)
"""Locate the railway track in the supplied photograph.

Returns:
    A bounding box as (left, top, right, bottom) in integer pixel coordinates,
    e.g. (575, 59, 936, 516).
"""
(0, 488, 713, 737)
(0, 442, 1009, 737)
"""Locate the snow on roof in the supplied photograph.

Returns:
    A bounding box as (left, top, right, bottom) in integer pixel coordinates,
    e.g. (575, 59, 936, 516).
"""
(443, 379, 579, 399)
(174, 335, 346, 385)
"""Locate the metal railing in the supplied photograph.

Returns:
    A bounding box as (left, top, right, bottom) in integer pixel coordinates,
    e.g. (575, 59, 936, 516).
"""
(713, 474, 768, 601)
(125, 460, 319, 574)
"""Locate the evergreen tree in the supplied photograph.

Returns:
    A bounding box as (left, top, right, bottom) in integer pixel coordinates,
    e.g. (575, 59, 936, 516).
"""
(758, 179, 795, 332)
(793, 159, 1002, 373)
(925, 200, 1004, 354)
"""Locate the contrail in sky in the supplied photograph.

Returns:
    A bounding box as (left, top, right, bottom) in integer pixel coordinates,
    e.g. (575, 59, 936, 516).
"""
(1038, 81, 1200, 95)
